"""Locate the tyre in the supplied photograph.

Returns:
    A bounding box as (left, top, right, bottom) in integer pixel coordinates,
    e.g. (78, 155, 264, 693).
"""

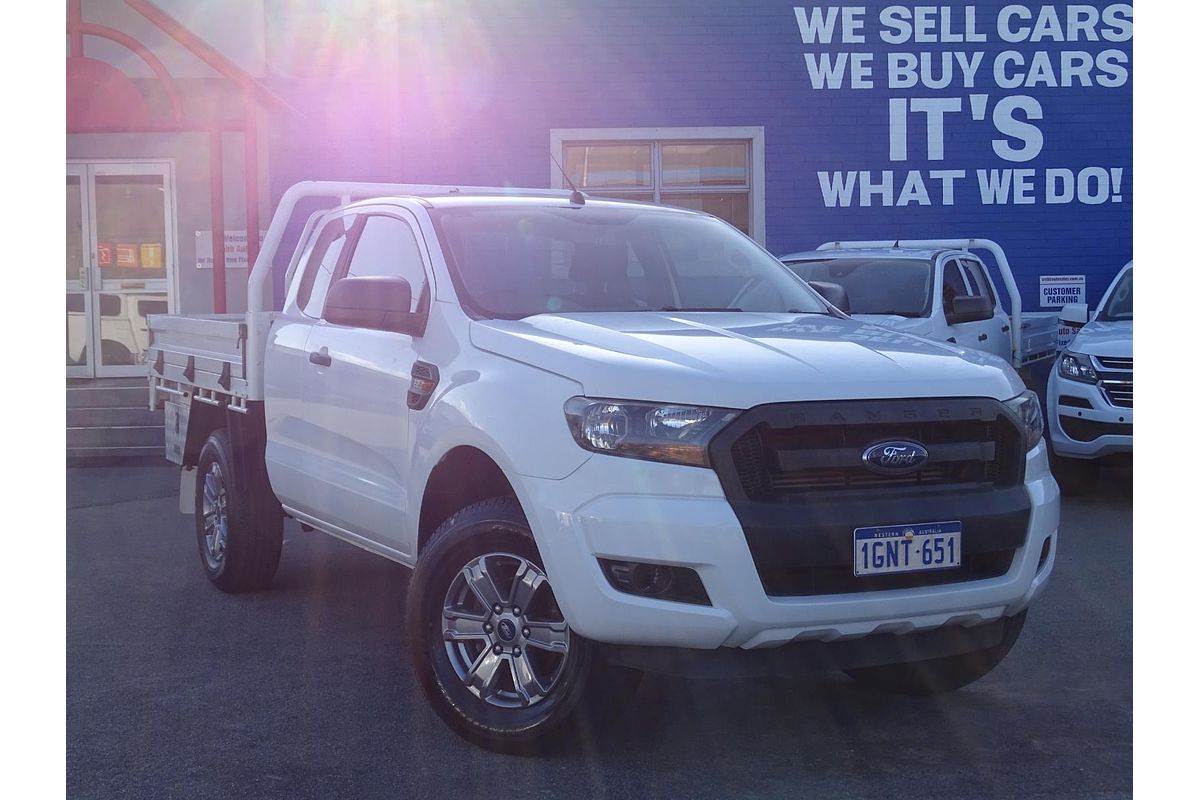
(1051, 451, 1096, 496)
(194, 429, 283, 593)
(843, 612, 1026, 696)
(406, 497, 640, 753)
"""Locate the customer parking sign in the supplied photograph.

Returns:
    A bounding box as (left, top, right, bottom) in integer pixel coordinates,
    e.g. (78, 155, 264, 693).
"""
(1039, 275, 1086, 308)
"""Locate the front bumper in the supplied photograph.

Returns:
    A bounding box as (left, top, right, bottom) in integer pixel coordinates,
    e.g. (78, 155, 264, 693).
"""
(1048, 369, 1133, 459)
(604, 611, 1025, 677)
(521, 441, 1059, 651)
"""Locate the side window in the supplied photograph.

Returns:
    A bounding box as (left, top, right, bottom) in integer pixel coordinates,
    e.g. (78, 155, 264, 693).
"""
(941, 259, 969, 309)
(337, 215, 427, 313)
(297, 218, 351, 318)
(960, 259, 996, 305)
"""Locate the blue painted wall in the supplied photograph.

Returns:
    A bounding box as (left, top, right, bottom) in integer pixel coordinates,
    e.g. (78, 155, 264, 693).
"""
(267, 1, 1132, 310)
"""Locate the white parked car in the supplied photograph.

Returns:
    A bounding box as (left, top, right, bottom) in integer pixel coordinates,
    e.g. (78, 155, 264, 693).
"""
(147, 183, 1059, 752)
(1047, 262, 1133, 491)
(780, 240, 1060, 370)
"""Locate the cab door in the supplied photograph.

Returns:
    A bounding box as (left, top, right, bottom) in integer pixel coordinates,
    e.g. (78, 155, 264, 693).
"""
(263, 212, 355, 517)
(958, 257, 1009, 360)
(939, 256, 1006, 359)
(299, 208, 432, 560)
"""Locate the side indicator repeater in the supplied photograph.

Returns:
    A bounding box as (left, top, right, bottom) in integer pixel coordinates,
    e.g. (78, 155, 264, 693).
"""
(408, 361, 440, 410)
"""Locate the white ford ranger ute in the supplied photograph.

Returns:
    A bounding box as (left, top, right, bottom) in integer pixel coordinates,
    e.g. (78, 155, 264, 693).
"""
(148, 182, 1059, 752)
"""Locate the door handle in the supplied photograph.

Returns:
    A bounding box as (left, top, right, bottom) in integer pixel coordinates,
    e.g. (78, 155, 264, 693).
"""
(978, 333, 988, 342)
(1001, 324, 1010, 333)
(309, 350, 331, 367)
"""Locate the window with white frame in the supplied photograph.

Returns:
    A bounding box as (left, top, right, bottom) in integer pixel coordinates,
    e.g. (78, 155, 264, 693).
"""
(551, 128, 765, 243)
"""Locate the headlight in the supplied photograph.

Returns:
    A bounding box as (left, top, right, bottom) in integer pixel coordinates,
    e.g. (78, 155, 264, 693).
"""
(564, 397, 739, 467)
(1005, 390, 1044, 452)
(1058, 351, 1098, 384)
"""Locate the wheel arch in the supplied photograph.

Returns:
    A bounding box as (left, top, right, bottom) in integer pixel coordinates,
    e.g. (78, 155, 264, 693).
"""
(417, 445, 520, 555)
(181, 398, 226, 467)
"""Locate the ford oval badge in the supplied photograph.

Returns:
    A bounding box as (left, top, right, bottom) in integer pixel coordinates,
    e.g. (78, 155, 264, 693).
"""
(862, 441, 929, 474)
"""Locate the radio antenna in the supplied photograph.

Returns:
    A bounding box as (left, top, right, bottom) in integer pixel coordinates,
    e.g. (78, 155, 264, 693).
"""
(550, 150, 586, 205)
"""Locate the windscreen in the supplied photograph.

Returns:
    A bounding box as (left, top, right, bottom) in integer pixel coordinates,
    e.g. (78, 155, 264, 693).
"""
(1098, 269, 1132, 321)
(430, 205, 829, 319)
(785, 257, 933, 317)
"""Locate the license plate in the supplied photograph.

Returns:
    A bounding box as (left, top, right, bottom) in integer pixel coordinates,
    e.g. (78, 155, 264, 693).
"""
(853, 521, 962, 577)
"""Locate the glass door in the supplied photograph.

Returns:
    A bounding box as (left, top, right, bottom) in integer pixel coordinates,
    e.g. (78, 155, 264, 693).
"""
(66, 165, 93, 377)
(69, 161, 176, 378)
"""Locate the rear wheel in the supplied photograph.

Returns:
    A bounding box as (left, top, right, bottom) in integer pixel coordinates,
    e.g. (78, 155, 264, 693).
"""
(407, 497, 640, 753)
(843, 612, 1026, 696)
(194, 429, 282, 593)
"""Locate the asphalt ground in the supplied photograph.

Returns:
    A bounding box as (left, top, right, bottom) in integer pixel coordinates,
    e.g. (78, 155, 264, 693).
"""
(66, 461, 1132, 800)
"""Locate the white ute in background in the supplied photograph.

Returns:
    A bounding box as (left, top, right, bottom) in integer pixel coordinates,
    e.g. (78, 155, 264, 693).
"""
(146, 184, 1060, 753)
(780, 239, 1061, 370)
(1046, 262, 1133, 493)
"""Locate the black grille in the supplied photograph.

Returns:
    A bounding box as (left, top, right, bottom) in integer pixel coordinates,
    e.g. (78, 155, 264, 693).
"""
(717, 400, 1022, 502)
(709, 399, 1030, 598)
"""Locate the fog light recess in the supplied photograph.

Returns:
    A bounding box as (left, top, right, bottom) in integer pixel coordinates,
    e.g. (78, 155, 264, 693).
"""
(598, 559, 711, 606)
(1037, 537, 1053, 571)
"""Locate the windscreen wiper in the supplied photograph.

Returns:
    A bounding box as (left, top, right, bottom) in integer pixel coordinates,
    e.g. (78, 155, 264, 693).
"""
(650, 306, 743, 312)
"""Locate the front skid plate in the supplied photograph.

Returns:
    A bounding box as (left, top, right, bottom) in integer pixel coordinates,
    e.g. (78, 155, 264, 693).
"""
(602, 614, 1023, 678)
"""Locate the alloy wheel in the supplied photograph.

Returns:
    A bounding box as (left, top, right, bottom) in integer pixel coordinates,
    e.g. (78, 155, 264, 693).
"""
(441, 552, 570, 709)
(200, 462, 230, 571)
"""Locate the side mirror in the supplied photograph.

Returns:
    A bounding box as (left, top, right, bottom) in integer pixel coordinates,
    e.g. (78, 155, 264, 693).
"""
(945, 295, 993, 325)
(1058, 303, 1089, 327)
(807, 280, 850, 314)
(324, 276, 425, 336)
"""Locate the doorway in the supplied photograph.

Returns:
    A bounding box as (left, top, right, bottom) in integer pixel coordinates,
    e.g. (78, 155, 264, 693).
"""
(67, 161, 176, 378)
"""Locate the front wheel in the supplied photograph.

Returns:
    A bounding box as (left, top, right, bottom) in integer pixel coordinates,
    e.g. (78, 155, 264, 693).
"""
(406, 497, 639, 753)
(843, 612, 1026, 696)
